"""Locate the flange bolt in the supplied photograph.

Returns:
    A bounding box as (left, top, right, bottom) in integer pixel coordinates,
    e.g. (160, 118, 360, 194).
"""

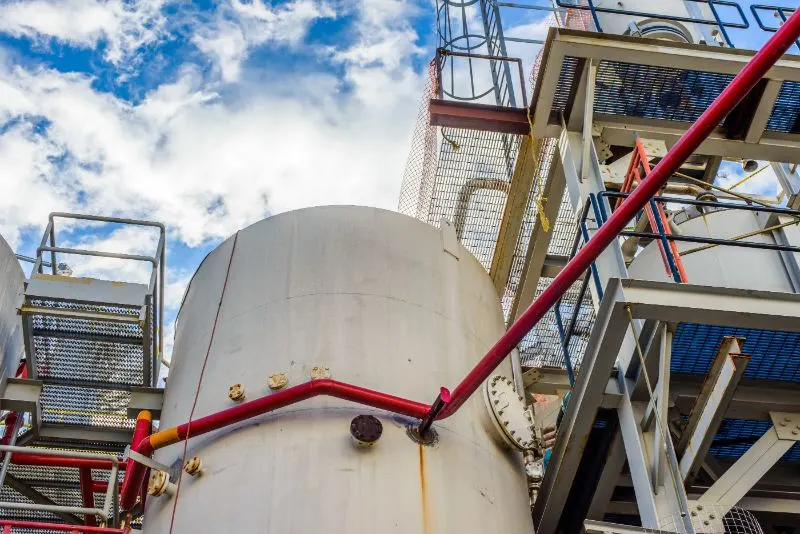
(228, 383, 245, 402)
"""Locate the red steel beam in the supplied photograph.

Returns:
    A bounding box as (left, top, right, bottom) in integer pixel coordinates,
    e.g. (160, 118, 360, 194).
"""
(429, 99, 530, 135)
(436, 9, 800, 418)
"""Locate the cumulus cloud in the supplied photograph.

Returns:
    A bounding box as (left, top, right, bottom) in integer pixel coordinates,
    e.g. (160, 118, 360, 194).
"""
(0, 0, 427, 361)
(0, 0, 168, 65)
(193, 0, 336, 82)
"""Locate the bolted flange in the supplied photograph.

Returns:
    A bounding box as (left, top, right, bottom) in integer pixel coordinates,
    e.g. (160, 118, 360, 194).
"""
(228, 383, 245, 402)
(184, 456, 203, 477)
(350, 415, 383, 448)
(148, 471, 177, 498)
(483, 374, 535, 451)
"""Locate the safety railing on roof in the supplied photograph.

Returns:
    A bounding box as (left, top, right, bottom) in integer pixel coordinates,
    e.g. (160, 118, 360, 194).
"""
(751, 5, 800, 53)
(29, 212, 165, 379)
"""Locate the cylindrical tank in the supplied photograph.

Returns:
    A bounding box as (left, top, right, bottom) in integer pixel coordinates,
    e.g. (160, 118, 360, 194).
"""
(0, 233, 24, 387)
(591, 0, 704, 44)
(627, 209, 795, 292)
(145, 206, 532, 533)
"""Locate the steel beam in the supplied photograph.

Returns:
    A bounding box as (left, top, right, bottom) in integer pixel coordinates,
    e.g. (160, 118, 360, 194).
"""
(585, 520, 677, 534)
(532, 278, 632, 534)
(677, 338, 749, 483)
(773, 162, 800, 210)
(586, 429, 627, 520)
(523, 366, 621, 409)
(491, 135, 538, 296)
(672, 375, 800, 421)
(428, 99, 529, 135)
(745, 80, 783, 144)
(509, 157, 567, 321)
(698, 413, 800, 514)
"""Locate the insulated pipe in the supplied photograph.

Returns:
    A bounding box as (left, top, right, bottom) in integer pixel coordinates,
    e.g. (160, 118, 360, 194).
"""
(120, 379, 430, 510)
(79, 468, 97, 526)
(435, 9, 800, 419)
(118, 411, 152, 511)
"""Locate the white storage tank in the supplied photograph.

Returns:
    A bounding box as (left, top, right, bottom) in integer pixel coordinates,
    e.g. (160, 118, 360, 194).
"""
(144, 206, 533, 533)
(627, 208, 796, 292)
(0, 233, 24, 387)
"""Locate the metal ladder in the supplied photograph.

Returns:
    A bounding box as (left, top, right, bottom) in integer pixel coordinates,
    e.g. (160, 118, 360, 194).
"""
(0, 213, 164, 528)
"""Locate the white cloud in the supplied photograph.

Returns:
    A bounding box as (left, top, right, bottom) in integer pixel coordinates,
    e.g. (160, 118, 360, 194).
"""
(0, 1, 425, 251)
(193, 0, 336, 83)
(0, 0, 168, 65)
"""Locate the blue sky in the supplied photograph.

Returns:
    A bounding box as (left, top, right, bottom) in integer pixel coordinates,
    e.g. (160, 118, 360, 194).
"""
(0, 0, 445, 359)
(0, 0, 795, 361)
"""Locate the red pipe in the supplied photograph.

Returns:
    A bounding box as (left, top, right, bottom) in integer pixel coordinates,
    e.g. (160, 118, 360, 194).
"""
(435, 9, 800, 419)
(1, 413, 17, 445)
(79, 468, 97, 526)
(120, 379, 430, 510)
(118, 411, 152, 512)
(0, 520, 128, 533)
(91, 481, 108, 493)
(9, 454, 125, 470)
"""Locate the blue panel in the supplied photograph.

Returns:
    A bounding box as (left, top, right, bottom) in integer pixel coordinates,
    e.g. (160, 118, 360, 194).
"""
(671, 323, 800, 383)
(710, 419, 800, 463)
(766, 81, 800, 134)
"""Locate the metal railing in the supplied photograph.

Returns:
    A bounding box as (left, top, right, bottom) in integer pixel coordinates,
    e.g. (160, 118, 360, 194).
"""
(30, 213, 166, 379)
(595, 192, 800, 256)
(554, 0, 749, 47)
(552, 190, 800, 379)
(751, 5, 800, 53)
(0, 445, 121, 526)
(434, 48, 529, 107)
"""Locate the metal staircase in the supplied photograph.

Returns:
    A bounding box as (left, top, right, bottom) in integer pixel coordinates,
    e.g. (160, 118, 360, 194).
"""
(0, 213, 164, 529)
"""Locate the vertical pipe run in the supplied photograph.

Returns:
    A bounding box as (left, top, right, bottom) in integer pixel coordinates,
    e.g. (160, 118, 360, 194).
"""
(80, 469, 97, 526)
(436, 10, 800, 419)
(119, 411, 152, 511)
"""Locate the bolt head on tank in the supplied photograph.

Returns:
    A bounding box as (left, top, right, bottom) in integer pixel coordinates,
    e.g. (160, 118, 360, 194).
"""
(228, 383, 245, 402)
(184, 456, 203, 477)
(350, 414, 383, 448)
(310, 366, 331, 380)
(267, 372, 289, 391)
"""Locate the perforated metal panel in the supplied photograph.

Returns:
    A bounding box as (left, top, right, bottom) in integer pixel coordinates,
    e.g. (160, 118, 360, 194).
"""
(766, 80, 800, 133)
(40, 385, 133, 430)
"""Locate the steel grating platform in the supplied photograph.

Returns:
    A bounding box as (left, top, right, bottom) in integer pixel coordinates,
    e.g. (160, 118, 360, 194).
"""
(709, 418, 800, 463)
(672, 323, 800, 382)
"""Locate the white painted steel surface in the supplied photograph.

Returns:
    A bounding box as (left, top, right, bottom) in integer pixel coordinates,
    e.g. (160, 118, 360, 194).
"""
(627, 209, 795, 292)
(0, 233, 24, 388)
(592, 0, 706, 44)
(144, 206, 531, 533)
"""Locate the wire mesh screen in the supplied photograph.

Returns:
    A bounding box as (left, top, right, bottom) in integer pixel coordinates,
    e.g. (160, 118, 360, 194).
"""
(660, 506, 764, 534)
(40, 385, 133, 430)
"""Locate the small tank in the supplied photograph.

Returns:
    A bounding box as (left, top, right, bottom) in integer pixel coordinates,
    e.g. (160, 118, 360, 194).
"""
(144, 206, 533, 533)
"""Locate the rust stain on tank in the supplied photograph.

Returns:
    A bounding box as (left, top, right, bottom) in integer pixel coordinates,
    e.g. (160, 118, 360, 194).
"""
(418, 444, 431, 534)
